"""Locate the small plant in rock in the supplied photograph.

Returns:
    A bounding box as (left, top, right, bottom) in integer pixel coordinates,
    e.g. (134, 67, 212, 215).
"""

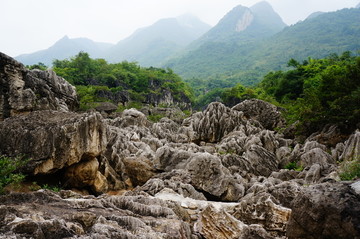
(0, 155, 29, 194)
(285, 161, 304, 171)
(148, 113, 166, 122)
(339, 160, 360, 181)
(29, 182, 41, 191)
(42, 184, 62, 192)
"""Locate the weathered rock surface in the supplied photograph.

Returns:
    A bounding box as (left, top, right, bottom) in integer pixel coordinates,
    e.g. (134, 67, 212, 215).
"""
(340, 129, 360, 162)
(286, 182, 360, 239)
(0, 52, 78, 120)
(232, 99, 285, 130)
(0, 190, 193, 239)
(1, 53, 360, 239)
(0, 110, 107, 176)
(234, 192, 291, 237)
(192, 102, 252, 143)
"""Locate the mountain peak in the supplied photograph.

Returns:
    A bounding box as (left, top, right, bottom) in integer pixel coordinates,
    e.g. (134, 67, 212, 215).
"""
(198, 1, 285, 43)
(251, 1, 273, 10)
(60, 35, 70, 41)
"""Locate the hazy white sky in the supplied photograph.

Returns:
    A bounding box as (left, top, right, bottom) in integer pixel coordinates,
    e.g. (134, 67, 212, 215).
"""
(1, 0, 359, 57)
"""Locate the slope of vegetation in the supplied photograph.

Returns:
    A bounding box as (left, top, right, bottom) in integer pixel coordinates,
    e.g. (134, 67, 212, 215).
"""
(261, 52, 360, 134)
(50, 52, 194, 110)
(197, 52, 360, 135)
(167, 8, 360, 89)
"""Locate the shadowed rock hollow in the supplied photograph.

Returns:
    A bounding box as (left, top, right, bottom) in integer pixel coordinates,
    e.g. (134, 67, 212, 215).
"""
(1, 52, 360, 238)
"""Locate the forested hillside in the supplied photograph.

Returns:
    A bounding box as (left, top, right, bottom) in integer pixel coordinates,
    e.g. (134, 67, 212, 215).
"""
(167, 7, 360, 90)
(206, 52, 360, 135)
(50, 52, 193, 110)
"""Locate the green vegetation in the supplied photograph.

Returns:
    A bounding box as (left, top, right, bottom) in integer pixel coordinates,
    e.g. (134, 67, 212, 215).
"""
(51, 52, 193, 110)
(41, 184, 62, 192)
(148, 113, 166, 123)
(0, 155, 28, 194)
(27, 62, 48, 70)
(167, 8, 360, 87)
(340, 160, 360, 181)
(285, 161, 304, 172)
(193, 51, 360, 137)
(261, 51, 360, 134)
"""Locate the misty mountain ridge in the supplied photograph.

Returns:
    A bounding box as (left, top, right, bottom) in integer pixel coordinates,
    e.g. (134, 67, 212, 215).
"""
(16, 36, 114, 66)
(16, 14, 210, 67)
(14, 0, 360, 81)
(165, 7, 360, 85)
(193, 1, 286, 45)
(106, 14, 211, 66)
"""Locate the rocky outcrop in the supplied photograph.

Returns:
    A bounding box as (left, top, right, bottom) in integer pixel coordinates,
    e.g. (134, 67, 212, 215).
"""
(339, 129, 360, 162)
(1, 54, 360, 239)
(232, 99, 285, 130)
(0, 190, 193, 238)
(0, 111, 106, 177)
(286, 182, 360, 239)
(192, 102, 256, 143)
(0, 52, 78, 120)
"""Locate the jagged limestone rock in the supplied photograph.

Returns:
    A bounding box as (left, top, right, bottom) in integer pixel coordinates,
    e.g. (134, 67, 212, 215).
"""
(64, 158, 108, 195)
(299, 148, 335, 168)
(286, 182, 360, 239)
(0, 190, 193, 238)
(0, 52, 78, 120)
(185, 153, 243, 201)
(233, 192, 291, 237)
(232, 99, 285, 130)
(0, 110, 107, 175)
(339, 130, 360, 161)
(192, 102, 248, 143)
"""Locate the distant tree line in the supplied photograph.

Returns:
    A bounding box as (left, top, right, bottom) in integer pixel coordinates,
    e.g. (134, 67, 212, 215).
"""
(38, 52, 194, 110)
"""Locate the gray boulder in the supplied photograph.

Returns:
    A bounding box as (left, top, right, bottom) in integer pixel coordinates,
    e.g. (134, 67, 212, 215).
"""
(286, 182, 360, 239)
(232, 99, 285, 130)
(0, 52, 78, 120)
(0, 110, 106, 176)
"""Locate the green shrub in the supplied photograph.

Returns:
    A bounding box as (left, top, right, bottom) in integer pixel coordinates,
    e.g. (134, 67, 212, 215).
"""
(42, 184, 61, 192)
(148, 114, 165, 122)
(285, 161, 304, 171)
(0, 155, 28, 194)
(340, 160, 360, 181)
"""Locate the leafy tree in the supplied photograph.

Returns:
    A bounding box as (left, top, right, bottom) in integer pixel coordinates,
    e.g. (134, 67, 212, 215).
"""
(0, 155, 28, 194)
(260, 51, 360, 134)
(52, 52, 194, 110)
(27, 62, 47, 70)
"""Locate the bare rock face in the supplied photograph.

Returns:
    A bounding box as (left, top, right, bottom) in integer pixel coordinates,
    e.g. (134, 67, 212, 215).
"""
(299, 148, 335, 168)
(194, 205, 274, 239)
(0, 52, 78, 120)
(0, 190, 193, 238)
(233, 192, 291, 237)
(194, 205, 246, 239)
(340, 129, 360, 162)
(64, 158, 108, 195)
(232, 99, 285, 130)
(286, 182, 360, 239)
(185, 153, 243, 201)
(192, 102, 248, 143)
(0, 110, 107, 175)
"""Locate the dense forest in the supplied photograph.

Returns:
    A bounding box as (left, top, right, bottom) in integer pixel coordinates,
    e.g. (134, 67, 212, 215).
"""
(218, 51, 360, 135)
(44, 52, 194, 110)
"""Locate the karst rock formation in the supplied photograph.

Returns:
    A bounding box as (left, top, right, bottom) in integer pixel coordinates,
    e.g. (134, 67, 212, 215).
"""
(0, 52, 359, 238)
